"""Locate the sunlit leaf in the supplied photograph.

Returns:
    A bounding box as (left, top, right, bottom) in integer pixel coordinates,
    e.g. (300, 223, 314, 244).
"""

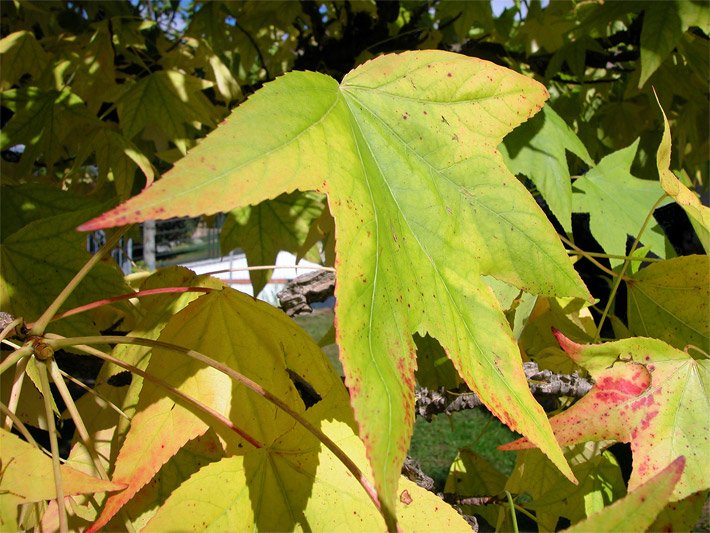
(564, 456, 685, 533)
(627, 255, 709, 350)
(655, 97, 709, 251)
(503, 333, 710, 502)
(81, 51, 591, 514)
(90, 287, 334, 530)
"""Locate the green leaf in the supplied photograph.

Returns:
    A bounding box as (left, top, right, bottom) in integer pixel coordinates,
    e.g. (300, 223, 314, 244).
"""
(564, 456, 685, 533)
(0, 30, 49, 89)
(0, 202, 131, 340)
(0, 87, 97, 175)
(72, 126, 155, 198)
(220, 192, 325, 295)
(81, 51, 591, 512)
(655, 97, 710, 251)
(627, 255, 709, 350)
(639, 2, 684, 88)
(114, 70, 218, 153)
(504, 333, 710, 502)
(572, 139, 668, 267)
(0, 184, 96, 241)
(505, 443, 626, 531)
(502, 104, 593, 232)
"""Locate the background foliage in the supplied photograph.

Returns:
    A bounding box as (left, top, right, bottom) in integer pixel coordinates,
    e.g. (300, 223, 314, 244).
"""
(1, 1, 708, 531)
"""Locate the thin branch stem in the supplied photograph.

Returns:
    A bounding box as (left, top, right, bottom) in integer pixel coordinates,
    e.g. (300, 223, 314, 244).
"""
(0, 317, 23, 342)
(0, 401, 39, 447)
(56, 368, 129, 420)
(234, 22, 271, 80)
(0, 344, 32, 376)
(559, 234, 631, 280)
(505, 490, 519, 533)
(49, 360, 110, 480)
(3, 355, 29, 431)
(29, 227, 129, 336)
(36, 360, 68, 533)
(43, 334, 391, 528)
(560, 236, 664, 263)
(595, 194, 669, 341)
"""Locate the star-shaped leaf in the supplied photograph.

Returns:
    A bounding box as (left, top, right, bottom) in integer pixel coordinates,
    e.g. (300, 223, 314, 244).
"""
(572, 139, 669, 267)
(80, 51, 590, 513)
(502, 103, 592, 232)
(627, 255, 709, 350)
(502, 332, 710, 502)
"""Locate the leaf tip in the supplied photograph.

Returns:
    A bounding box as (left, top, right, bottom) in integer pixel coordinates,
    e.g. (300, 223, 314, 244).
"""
(551, 328, 584, 360)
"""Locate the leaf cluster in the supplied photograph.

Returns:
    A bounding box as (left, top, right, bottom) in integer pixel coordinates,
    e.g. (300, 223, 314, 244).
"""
(1, 1, 708, 532)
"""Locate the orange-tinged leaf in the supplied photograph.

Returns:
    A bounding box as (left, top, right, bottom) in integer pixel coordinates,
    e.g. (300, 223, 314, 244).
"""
(503, 332, 710, 502)
(80, 50, 590, 512)
(0, 429, 125, 504)
(90, 288, 328, 530)
(563, 456, 685, 533)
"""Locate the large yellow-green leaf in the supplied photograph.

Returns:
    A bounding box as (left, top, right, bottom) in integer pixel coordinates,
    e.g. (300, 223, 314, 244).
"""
(503, 333, 710, 502)
(220, 191, 325, 295)
(0, 429, 124, 505)
(142, 382, 469, 532)
(90, 287, 334, 530)
(655, 98, 710, 251)
(572, 139, 669, 267)
(627, 255, 709, 350)
(81, 51, 590, 513)
(564, 456, 685, 533)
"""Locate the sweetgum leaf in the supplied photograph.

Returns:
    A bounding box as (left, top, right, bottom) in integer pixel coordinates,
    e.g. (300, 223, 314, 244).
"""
(655, 97, 710, 251)
(142, 374, 469, 532)
(502, 332, 710, 502)
(564, 456, 685, 533)
(220, 191, 325, 295)
(90, 288, 335, 531)
(627, 255, 709, 350)
(80, 51, 590, 511)
(572, 139, 668, 267)
(0, 429, 125, 505)
(502, 104, 592, 232)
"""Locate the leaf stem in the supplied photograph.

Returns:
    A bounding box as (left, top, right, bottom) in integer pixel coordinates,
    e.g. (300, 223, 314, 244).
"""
(558, 234, 631, 280)
(24, 287, 215, 329)
(0, 344, 32, 376)
(28, 227, 129, 336)
(0, 401, 39, 447)
(505, 490, 519, 533)
(594, 194, 668, 341)
(49, 360, 111, 480)
(44, 334, 391, 528)
(36, 359, 68, 533)
(3, 355, 29, 431)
